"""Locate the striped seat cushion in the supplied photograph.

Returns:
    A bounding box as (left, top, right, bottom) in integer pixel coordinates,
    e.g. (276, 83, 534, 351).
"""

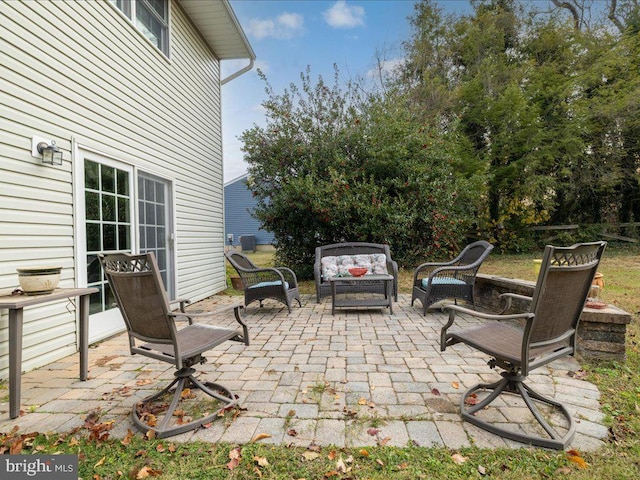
(249, 280, 289, 289)
(422, 277, 466, 288)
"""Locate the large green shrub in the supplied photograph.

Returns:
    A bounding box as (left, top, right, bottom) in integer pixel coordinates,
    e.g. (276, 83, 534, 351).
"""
(240, 67, 484, 278)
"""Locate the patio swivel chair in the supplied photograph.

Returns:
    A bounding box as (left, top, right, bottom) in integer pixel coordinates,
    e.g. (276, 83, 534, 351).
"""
(412, 240, 493, 315)
(225, 251, 301, 312)
(99, 252, 249, 438)
(440, 241, 606, 449)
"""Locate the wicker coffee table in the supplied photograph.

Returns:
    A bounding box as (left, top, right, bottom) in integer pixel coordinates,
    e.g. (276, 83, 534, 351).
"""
(329, 274, 394, 314)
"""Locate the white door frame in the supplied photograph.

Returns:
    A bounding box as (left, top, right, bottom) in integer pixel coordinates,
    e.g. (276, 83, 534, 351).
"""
(73, 145, 135, 343)
(73, 142, 178, 343)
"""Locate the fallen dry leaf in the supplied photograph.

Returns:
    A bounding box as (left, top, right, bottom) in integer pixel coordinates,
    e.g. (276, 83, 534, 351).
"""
(464, 395, 479, 406)
(359, 449, 369, 457)
(336, 457, 349, 473)
(376, 459, 385, 466)
(569, 457, 589, 469)
(226, 457, 240, 470)
(136, 465, 162, 479)
(142, 414, 158, 428)
(254, 455, 269, 467)
(358, 398, 368, 405)
(478, 464, 486, 475)
(121, 429, 134, 446)
(94, 456, 106, 468)
(367, 428, 380, 436)
(431, 388, 441, 396)
(84, 410, 102, 426)
(451, 453, 468, 465)
(10, 438, 23, 455)
(567, 369, 588, 380)
(226, 446, 242, 470)
(452, 381, 460, 389)
(251, 433, 272, 443)
(308, 443, 321, 452)
(327, 450, 337, 460)
(287, 428, 298, 437)
(343, 407, 357, 418)
(377, 436, 391, 446)
(302, 451, 320, 461)
(180, 388, 194, 399)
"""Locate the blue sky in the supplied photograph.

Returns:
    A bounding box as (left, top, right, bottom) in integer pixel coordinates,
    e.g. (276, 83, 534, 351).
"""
(221, 0, 471, 182)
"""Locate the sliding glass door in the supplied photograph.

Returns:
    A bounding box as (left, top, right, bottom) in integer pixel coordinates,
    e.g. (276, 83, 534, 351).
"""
(76, 149, 175, 343)
(138, 172, 175, 299)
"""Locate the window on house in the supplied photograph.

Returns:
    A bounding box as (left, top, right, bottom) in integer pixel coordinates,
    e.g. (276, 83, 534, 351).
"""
(111, 0, 169, 55)
(84, 159, 133, 315)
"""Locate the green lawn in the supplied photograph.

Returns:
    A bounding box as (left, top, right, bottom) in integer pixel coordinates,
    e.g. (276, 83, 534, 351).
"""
(3, 245, 639, 479)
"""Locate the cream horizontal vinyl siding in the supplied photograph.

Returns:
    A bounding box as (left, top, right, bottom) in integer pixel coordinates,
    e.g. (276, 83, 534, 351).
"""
(0, 0, 228, 379)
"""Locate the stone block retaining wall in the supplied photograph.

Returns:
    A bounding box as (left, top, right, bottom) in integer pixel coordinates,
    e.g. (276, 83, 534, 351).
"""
(474, 274, 631, 362)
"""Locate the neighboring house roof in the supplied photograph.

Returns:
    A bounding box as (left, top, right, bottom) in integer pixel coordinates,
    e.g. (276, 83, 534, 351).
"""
(180, 0, 255, 60)
(224, 172, 250, 188)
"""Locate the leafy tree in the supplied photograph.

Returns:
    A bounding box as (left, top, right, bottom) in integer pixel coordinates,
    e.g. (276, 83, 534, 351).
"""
(240, 67, 483, 277)
(400, 0, 640, 249)
(579, 26, 640, 228)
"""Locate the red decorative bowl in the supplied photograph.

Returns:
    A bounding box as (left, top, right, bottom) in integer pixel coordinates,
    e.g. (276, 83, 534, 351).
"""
(348, 267, 367, 277)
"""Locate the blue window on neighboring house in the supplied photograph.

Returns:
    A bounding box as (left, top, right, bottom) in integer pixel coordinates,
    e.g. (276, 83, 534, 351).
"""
(110, 0, 169, 55)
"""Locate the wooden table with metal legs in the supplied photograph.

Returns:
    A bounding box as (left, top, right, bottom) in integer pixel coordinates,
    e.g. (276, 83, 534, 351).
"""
(0, 287, 98, 418)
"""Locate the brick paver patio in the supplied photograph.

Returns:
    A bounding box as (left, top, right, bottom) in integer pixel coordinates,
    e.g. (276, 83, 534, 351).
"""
(0, 294, 609, 450)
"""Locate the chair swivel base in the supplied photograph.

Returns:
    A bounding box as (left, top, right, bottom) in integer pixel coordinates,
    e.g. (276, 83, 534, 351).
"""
(133, 366, 237, 438)
(461, 372, 576, 450)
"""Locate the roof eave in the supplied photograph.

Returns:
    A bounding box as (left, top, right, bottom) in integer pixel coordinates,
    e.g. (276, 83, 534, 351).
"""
(179, 0, 256, 61)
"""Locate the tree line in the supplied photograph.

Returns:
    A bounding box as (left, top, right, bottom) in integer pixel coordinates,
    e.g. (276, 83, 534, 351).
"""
(240, 0, 640, 275)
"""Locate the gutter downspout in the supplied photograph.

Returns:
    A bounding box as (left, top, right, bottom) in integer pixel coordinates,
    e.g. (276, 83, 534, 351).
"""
(221, 57, 255, 85)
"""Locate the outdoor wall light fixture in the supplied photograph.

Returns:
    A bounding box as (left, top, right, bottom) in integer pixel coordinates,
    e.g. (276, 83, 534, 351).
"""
(37, 140, 63, 165)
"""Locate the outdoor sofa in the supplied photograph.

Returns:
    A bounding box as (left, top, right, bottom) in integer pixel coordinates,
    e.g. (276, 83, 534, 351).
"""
(314, 242, 398, 303)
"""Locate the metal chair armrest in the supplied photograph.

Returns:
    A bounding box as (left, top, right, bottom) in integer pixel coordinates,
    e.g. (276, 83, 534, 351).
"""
(498, 292, 533, 314)
(440, 303, 534, 351)
(169, 303, 247, 331)
(169, 298, 192, 322)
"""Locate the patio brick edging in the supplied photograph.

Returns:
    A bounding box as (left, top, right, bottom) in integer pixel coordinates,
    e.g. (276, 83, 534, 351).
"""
(474, 273, 631, 362)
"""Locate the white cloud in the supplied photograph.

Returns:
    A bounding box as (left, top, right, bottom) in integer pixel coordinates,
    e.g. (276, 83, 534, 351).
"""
(323, 1, 365, 29)
(278, 12, 304, 30)
(245, 12, 304, 40)
(366, 57, 406, 80)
